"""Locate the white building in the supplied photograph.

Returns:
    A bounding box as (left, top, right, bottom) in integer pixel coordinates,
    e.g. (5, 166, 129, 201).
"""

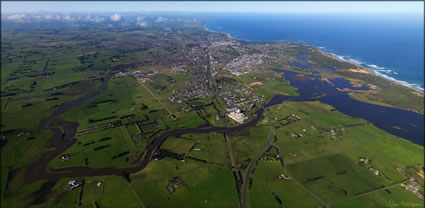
(228, 111, 248, 124)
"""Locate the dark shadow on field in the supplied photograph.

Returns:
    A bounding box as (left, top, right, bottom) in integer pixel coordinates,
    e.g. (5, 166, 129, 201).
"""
(32, 180, 57, 205)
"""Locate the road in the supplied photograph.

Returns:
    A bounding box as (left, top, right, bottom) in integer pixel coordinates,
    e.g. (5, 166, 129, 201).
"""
(289, 174, 329, 207)
(240, 112, 328, 208)
(330, 179, 410, 206)
(241, 109, 274, 208)
(271, 144, 285, 168)
(128, 183, 146, 208)
(137, 79, 173, 116)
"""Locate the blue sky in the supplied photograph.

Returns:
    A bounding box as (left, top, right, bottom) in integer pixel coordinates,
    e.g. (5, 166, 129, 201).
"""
(2, 1, 423, 14)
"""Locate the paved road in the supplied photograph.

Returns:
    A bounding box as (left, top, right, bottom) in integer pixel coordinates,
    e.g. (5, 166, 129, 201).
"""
(271, 144, 285, 168)
(240, 112, 328, 208)
(137, 79, 173, 115)
(242, 109, 274, 208)
(330, 179, 410, 206)
(128, 183, 146, 208)
(289, 174, 329, 207)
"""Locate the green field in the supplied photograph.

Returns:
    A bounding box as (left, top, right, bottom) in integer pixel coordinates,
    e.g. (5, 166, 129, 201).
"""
(245, 101, 425, 207)
(131, 160, 239, 208)
(249, 160, 322, 208)
(236, 71, 299, 101)
(1, 15, 423, 208)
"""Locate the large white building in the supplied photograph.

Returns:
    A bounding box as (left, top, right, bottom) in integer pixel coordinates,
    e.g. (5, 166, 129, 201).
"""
(228, 111, 248, 124)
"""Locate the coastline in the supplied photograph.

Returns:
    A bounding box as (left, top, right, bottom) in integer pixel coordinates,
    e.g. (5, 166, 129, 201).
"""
(203, 23, 234, 40)
(315, 49, 372, 74)
(203, 22, 424, 93)
(324, 50, 425, 92)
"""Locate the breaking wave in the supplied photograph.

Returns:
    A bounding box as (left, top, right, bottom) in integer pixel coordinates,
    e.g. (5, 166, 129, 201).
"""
(204, 24, 424, 92)
(320, 48, 423, 92)
(373, 70, 424, 92)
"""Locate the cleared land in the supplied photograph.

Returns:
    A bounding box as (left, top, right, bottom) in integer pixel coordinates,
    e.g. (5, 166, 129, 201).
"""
(1, 16, 423, 208)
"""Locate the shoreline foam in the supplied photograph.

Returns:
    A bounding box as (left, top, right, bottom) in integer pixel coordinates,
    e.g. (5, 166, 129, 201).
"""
(327, 51, 424, 92)
(203, 22, 424, 93)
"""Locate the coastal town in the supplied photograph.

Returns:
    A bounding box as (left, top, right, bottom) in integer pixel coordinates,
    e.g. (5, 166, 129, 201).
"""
(1, 6, 424, 208)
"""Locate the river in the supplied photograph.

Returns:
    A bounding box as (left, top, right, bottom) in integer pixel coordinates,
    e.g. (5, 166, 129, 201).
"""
(25, 69, 423, 184)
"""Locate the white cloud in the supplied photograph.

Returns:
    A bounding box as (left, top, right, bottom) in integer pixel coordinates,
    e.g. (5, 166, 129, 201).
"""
(155, 16, 168, 23)
(94, 16, 105, 22)
(81, 14, 105, 22)
(63, 13, 75, 21)
(110, 14, 121, 22)
(137, 21, 148, 27)
(7, 14, 25, 20)
(44, 13, 53, 20)
(38, 10, 49, 14)
(40, 11, 61, 20)
(84, 15, 92, 21)
(136, 16, 147, 27)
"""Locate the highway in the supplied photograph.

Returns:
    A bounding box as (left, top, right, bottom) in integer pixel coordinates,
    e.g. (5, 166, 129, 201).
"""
(241, 110, 329, 208)
(241, 109, 274, 208)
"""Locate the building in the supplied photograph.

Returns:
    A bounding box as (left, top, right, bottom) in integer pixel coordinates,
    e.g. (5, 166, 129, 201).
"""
(64, 180, 80, 190)
(60, 154, 71, 161)
(228, 111, 248, 124)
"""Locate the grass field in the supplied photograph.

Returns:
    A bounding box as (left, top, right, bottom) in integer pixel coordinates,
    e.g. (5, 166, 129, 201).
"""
(334, 71, 424, 114)
(131, 161, 239, 208)
(249, 160, 322, 208)
(182, 132, 228, 165)
(288, 153, 389, 203)
(235, 71, 299, 101)
(332, 186, 424, 208)
(262, 101, 424, 206)
(228, 118, 271, 165)
(162, 137, 196, 155)
(1, 17, 423, 208)
(48, 127, 138, 170)
(45, 75, 207, 170)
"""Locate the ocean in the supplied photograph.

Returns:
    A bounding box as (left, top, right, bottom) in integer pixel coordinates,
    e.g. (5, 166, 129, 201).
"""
(204, 13, 424, 91)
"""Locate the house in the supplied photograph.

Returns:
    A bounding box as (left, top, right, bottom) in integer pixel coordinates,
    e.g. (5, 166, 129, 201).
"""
(167, 185, 175, 193)
(66, 180, 80, 190)
(278, 174, 292, 180)
(60, 154, 71, 161)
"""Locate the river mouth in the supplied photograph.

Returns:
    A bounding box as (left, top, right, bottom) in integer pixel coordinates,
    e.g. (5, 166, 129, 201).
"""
(271, 69, 424, 146)
(25, 69, 423, 182)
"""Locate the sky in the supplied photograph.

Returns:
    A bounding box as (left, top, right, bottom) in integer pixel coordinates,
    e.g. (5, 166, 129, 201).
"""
(1, 1, 424, 14)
